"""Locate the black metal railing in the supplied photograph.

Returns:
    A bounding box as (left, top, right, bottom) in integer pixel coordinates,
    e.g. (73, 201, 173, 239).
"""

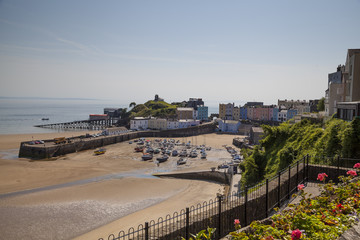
(99, 156, 360, 240)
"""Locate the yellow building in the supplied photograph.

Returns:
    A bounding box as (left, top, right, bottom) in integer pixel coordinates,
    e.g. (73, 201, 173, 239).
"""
(219, 103, 239, 120)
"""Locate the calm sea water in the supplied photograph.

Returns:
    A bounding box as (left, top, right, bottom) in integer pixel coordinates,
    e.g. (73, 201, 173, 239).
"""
(0, 98, 219, 135)
(0, 98, 125, 135)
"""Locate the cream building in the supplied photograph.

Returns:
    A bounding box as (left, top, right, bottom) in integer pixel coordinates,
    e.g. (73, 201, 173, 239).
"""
(176, 107, 194, 120)
(148, 118, 167, 130)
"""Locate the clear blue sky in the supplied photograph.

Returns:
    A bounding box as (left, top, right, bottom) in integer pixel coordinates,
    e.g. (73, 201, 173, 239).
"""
(1, 0, 359, 106)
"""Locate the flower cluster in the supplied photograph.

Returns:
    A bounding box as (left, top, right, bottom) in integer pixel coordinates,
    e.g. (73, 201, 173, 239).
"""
(234, 219, 241, 230)
(347, 170, 357, 176)
(317, 172, 328, 182)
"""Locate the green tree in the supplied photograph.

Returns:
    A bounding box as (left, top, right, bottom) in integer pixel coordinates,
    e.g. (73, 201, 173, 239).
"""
(129, 102, 136, 108)
(317, 97, 325, 111)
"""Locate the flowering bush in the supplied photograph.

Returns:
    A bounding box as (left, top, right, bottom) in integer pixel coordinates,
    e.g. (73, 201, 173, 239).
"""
(297, 184, 304, 191)
(291, 229, 302, 240)
(234, 219, 241, 230)
(228, 166, 360, 240)
(317, 172, 328, 182)
(347, 170, 357, 176)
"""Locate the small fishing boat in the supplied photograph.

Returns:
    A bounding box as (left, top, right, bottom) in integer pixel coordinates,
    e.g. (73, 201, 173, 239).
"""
(156, 154, 169, 163)
(179, 150, 187, 157)
(177, 157, 187, 165)
(172, 150, 178, 156)
(142, 154, 153, 161)
(94, 148, 106, 155)
(154, 148, 160, 154)
(201, 152, 207, 159)
(190, 151, 197, 158)
(134, 146, 145, 152)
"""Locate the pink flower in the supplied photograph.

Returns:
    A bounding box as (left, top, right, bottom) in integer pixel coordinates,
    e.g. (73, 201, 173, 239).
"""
(234, 219, 240, 225)
(297, 184, 305, 191)
(354, 163, 360, 169)
(347, 170, 357, 176)
(291, 229, 302, 240)
(317, 173, 328, 181)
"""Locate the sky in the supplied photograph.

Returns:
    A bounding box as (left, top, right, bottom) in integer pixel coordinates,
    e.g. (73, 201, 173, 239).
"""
(0, 0, 360, 107)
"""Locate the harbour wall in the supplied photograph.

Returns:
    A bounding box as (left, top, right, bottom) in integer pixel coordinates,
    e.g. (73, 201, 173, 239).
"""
(153, 170, 232, 185)
(18, 122, 217, 159)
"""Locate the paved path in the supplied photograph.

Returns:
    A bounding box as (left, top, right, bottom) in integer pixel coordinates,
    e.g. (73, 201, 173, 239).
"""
(230, 173, 242, 194)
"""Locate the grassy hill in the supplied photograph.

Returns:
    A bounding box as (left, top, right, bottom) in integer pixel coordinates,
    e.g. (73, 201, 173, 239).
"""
(240, 117, 360, 187)
(129, 100, 178, 118)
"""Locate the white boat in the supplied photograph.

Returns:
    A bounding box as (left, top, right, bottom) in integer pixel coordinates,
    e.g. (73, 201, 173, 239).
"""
(201, 152, 207, 159)
(177, 157, 187, 165)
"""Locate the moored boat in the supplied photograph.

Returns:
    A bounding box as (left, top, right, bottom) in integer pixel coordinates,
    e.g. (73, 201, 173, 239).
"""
(135, 146, 145, 152)
(190, 151, 197, 158)
(94, 148, 106, 155)
(142, 154, 153, 161)
(156, 154, 169, 163)
(177, 157, 187, 165)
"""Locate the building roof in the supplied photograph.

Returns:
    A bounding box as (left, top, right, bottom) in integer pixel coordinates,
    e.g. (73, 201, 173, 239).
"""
(337, 101, 360, 105)
(177, 107, 194, 111)
(105, 127, 128, 133)
(133, 117, 150, 120)
(89, 114, 108, 116)
(251, 127, 264, 133)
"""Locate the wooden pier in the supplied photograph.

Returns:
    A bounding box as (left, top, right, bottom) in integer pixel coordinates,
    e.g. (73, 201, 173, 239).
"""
(34, 119, 117, 130)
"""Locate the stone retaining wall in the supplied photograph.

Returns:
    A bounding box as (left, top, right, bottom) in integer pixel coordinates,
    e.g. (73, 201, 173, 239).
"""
(153, 170, 232, 185)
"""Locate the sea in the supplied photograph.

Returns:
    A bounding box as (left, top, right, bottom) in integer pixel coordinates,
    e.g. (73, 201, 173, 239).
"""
(0, 97, 219, 135)
(0, 97, 125, 135)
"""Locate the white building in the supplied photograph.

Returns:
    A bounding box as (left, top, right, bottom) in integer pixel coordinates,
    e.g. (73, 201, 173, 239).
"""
(179, 119, 200, 128)
(102, 127, 128, 135)
(130, 117, 149, 130)
(278, 110, 287, 122)
(218, 119, 241, 133)
(167, 120, 179, 129)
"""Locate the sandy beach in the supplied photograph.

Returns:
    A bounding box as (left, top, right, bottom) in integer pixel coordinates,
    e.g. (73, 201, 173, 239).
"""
(0, 131, 243, 240)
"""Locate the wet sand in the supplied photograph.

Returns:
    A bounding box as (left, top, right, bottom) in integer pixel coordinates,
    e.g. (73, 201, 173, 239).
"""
(0, 132, 244, 239)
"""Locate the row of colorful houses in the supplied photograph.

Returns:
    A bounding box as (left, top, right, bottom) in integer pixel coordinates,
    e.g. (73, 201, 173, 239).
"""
(222, 104, 298, 122)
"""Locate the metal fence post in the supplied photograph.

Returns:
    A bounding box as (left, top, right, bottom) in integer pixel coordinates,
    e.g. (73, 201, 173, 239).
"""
(303, 157, 306, 182)
(337, 156, 340, 182)
(186, 207, 190, 240)
(265, 179, 269, 218)
(296, 160, 299, 185)
(217, 195, 222, 238)
(277, 172, 281, 208)
(244, 186, 248, 226)
(145, 222, 149, 240)
(288, 165, 291, 199)
(306, 155, 309, 182)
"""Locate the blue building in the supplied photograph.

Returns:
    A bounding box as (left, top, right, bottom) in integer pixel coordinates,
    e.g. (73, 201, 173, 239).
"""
(197, 106, 208, 121)
(240, 107, 247, 120)
(272, 108, 279, 122)
(287, 109, 298, 120)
